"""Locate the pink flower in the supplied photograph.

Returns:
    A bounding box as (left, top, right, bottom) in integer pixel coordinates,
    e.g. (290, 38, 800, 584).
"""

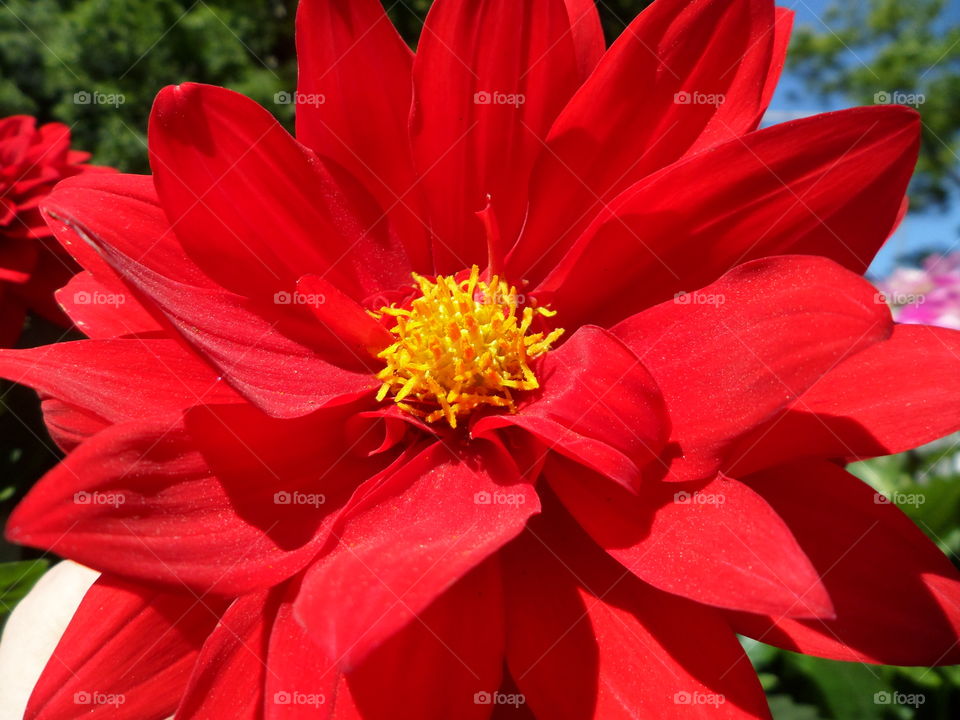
(879, 252, 960, 330)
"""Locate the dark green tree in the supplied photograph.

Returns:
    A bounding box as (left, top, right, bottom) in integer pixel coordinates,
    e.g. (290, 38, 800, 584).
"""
(0, 0, 298, 172)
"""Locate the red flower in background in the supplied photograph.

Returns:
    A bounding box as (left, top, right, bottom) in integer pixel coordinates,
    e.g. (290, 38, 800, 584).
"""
(0, 116, 106, 344)
(2, 0, 960, 718)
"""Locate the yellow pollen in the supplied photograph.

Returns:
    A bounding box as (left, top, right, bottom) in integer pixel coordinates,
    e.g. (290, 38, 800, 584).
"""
(373, 266, 564, 428)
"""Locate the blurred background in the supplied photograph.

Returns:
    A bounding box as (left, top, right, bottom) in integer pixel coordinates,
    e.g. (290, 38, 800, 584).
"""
(1, 0, 959, 717)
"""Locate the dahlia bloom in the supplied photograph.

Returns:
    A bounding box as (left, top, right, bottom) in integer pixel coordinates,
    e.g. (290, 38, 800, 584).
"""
(0, 116, 105, 344)
(878, 252, 960, 330)
(2, 0, 960, 718)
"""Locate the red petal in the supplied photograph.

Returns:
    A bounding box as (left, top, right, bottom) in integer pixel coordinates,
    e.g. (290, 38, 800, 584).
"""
(6, 420, 337, 595)
(613, 256, 892, 483)
(502, 535, 598, 719)
(509, 0, 777, 284)
(547, 457, 832, 618)
(411, 0, 581, 272)
(150, 82, 411, 301)
(344, 560, 504, 720)
(267, 563, 503, 720)
(0, 290, 26, 347)
(472, 325, 668, 490)
(266, 582, 356, 720)
(113, 263, 376, 417)
(40, 174, 182, 292)
(0, 338, 238, 426)
(730, 461, 960, 665)
(579, 586, 772, 719)
(539, 106, 920, 326)
(26, 574, 224, 720)
(347, 406, 432, 457)
(0, 114, 34, 143)
(564, 0, 605, 81)
(503, 508, 772, 719)
(183, 399, 395, 520)
(175, 590, 279, 720)
(295, 0, 429, 271)
(731, 324, 960, 474)
(42, 172, 378, 418)
(294, 440, 538, 667)
(11, 241, 75, 326)
(56, 271, 163, 338)
(37, 398, 108, 452)
(0, 236, 38, 284)
(757, 9, 794, 121)
(296, 274, 394, 355)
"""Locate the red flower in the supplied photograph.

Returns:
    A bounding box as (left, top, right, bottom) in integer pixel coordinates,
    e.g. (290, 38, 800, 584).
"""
(3, 0, 960, 718)
(0, 115, 107, 344)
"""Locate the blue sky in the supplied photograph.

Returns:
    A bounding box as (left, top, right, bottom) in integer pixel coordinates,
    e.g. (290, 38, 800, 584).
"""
(763, 0, 960, 277)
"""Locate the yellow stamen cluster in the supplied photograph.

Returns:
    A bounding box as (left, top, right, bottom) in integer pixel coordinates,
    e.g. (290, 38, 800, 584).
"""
(374, 266, 564, 428)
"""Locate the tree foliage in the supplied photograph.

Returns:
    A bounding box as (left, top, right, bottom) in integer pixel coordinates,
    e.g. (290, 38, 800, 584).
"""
(0, 0, 298, 172)
(789, 0, 960, 210)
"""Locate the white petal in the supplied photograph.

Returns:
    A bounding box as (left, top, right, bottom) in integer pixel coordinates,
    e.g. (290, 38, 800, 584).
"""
(0, 561, 99, 720)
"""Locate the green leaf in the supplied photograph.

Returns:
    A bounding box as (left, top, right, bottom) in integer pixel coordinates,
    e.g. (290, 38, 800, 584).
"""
(767, 694, 829, 720)
(781, 653, 896, 719)
(0, 559, 50, 617)
(741, 635, 779, 669)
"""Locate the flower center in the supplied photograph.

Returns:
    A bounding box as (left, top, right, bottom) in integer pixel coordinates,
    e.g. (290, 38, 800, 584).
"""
(374, 266, 564, 428)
